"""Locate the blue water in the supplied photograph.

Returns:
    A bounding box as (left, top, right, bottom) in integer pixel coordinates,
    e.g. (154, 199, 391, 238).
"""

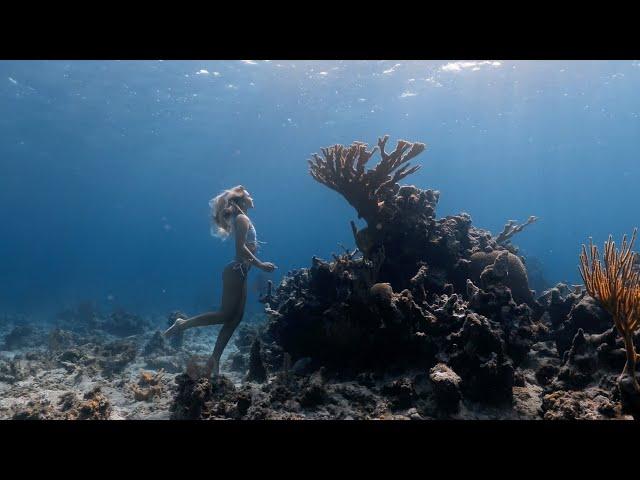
(1, 60, 639, 319)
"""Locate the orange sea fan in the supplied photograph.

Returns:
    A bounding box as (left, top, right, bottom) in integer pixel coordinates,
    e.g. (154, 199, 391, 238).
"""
(579, 228, 640, 390)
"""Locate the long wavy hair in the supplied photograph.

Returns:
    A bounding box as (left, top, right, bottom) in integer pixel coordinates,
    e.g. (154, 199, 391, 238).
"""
(209, 185, 249, 239)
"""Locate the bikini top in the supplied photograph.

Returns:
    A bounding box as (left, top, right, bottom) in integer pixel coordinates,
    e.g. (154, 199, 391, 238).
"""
(231, 214, 262, 248)
(244, 220, 258, 246)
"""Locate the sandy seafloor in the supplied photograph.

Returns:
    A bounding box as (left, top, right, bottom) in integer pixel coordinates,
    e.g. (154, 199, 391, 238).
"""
(0, 317, 245, 420)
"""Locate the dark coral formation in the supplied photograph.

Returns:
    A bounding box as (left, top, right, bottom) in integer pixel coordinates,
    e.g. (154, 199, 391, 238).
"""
(245, 338, 267, 383)
(429, 363, 462, 413)
(468, 250, 535, 306)
(174, 134, 632, 420)
(246, 136, 546, 405)
(447, 312, 515, 403)
(170, 367, 411, 420)
(171, 374, 241, 420)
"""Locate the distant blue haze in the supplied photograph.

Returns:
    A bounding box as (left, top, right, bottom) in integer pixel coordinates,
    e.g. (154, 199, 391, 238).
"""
(0, 60, 638, 320)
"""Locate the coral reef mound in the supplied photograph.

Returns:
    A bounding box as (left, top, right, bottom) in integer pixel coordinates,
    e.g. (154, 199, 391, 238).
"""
(188, 135, 631, 420)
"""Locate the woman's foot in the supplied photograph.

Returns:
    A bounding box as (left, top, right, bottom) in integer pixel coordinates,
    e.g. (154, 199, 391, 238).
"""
(163, 317, 187, 337)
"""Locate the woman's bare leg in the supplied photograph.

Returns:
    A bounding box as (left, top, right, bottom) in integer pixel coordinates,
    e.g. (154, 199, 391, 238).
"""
(165, 311, 225, 336)
(164, 263, 244, 337)
(207, 269, 249, 376)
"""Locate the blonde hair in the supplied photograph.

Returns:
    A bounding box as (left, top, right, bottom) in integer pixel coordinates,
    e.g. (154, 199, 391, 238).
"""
(209, 185, 248, 239)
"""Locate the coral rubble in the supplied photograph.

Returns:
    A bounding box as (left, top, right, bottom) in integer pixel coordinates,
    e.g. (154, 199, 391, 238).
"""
(0, 306, 229, 420)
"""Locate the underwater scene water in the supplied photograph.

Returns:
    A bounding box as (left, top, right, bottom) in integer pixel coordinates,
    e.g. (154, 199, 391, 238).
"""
(1, 60, 640, 420)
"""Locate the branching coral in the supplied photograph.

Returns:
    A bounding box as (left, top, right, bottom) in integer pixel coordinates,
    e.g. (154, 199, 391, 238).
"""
(495, 216, 538, 245)
(579, 228, 640, 390)
(308, 135, 426, 226)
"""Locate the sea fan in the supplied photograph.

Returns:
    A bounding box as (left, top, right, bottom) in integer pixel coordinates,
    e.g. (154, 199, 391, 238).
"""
(579, 228, 640, 390)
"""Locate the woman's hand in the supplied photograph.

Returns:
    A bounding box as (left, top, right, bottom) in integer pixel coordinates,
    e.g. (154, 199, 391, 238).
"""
(259, 261, 277, 272)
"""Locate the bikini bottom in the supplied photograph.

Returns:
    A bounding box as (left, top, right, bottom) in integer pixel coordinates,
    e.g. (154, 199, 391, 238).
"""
(229, 260, 250, 279)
